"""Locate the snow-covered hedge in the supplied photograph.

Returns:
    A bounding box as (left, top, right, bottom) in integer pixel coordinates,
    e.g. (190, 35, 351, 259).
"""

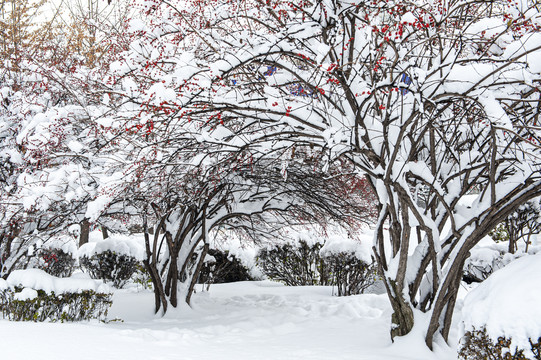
(256, 231, 375, 295)
(79, 235, 144, 288)
(0, 269, 112, 322)
(460, 253, 541, 359)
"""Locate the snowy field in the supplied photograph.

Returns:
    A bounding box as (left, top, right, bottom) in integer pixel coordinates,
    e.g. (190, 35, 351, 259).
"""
(0, 280, 460, 360)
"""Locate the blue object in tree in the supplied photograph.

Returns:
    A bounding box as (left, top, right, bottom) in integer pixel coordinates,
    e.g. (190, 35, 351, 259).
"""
(400, 73, 412, 95)
(264, 66, 277, 76)
(401, 73, 412, 85)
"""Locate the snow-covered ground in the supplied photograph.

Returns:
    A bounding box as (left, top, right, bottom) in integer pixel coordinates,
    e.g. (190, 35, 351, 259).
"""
(0, 280, 459, 360)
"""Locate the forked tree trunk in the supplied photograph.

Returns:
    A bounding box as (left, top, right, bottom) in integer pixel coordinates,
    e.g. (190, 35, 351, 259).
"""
(143, 204, 209, 314)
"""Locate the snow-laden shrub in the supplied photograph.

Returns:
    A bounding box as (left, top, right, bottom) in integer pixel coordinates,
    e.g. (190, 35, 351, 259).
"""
(36, 247, 77, 278)
(257, 232, 375, 295)
(79, 236, 144, 288)
(460, 253, 541, 359)
(80, 251, 138, 288)
(463, 240, 541, 283)
(459, 328, 540, 360)
(463, 247, 505, 283)
(35, 236, 78, 278)
(257, 239, 329, 286)
(320, 236, 376, 296)
(0, 269, 112, 322)
(488, 223, 509, 243)
(9, 235, 78, 278)
(198, 249, 253, 285)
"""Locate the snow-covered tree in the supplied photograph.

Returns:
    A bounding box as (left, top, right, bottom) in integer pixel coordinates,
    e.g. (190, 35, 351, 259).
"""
(0, 0, 65, 276)
(0, 0, 130, 275)
(120, 0, 541, 348)
(90, 0, 377, 313)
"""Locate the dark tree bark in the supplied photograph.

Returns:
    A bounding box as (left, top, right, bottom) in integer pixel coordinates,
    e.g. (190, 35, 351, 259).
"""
(79, 218, 90, 248)
(101, 226, 109, 239)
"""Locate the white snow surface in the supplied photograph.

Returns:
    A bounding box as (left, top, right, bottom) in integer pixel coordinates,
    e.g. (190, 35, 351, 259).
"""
(462, 252, 541, 353)
(0, 281, 457, 360)
(78, 234, 145, 260)
(6, 269, 111, 294)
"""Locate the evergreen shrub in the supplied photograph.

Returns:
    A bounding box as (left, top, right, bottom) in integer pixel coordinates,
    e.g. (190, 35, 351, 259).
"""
(257, 240, 329, 286)
(198, 249, 253, 284)
(80, 250, 138, 288)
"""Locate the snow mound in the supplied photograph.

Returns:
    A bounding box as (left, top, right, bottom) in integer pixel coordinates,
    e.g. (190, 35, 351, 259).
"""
(462, 252, 541, 354)
(14, 288, 38, 301)
(6, 269, 111, 294)
(79, 234, 145, 260)
(319, 232, 373, 263)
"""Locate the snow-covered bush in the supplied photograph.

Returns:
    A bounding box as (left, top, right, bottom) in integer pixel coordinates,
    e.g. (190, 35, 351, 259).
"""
(198, 249, 253, 285)
(30, 236, 78, 278)
(463, 239, 541, 283)
(460, 253, 541, 359)
(320, 236, 376, 296)
(79, 236, 144, 288)
(0, 269, 112, 322)
(463, 247, 505, 284)
(488, 223, 510, 243)
(257, 240, 329, 287)
(36, 248, 77, 278)
(459, 328, 540, 360)
(257, 233, 375, 295)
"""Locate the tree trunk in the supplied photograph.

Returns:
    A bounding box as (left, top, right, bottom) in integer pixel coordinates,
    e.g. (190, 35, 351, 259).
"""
(144, 205, 209, 313)
(507, 220, 517, 254)
(387, 279, 415, 339)
(425, 250, 468, 348)
(186, 242, 209, 305)
(79, 218, 90, 247)
(101, 226, 109, 239)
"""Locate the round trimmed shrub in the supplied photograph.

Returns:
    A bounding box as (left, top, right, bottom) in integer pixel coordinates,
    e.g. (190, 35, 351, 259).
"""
(322, 251, 376, 296)
(78, 236, 144, 288)
(80, 250, 138, 288)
